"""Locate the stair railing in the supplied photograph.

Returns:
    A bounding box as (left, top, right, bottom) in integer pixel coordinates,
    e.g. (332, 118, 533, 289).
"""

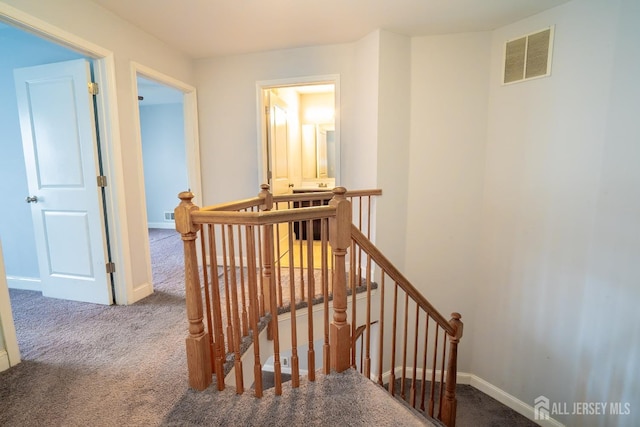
(175, 185, 461, 426)
(175, 186, 362, 394)
(349, 225, 463, 426)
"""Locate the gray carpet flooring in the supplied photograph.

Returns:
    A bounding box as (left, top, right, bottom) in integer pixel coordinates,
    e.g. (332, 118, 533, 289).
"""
(0, 228, 431, 426)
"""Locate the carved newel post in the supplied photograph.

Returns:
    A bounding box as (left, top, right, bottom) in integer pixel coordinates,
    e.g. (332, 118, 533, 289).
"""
(175, 191, 212, 390)
(258, 184, 273, 320)
(329, 187, 352, 372)
(440, 312, 463, 427)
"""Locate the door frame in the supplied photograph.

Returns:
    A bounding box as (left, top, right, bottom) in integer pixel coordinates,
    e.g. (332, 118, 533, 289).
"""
(130, 62, 202, 298)
(255, 74, 341, 188)
(0, 5, 130, 304)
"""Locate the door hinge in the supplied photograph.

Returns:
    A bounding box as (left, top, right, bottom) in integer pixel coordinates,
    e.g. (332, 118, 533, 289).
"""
(88, 82, 99, 95)
(106, 262, 116, 274)
(267, 170, 272, 180)
(97, 175, 108, 187)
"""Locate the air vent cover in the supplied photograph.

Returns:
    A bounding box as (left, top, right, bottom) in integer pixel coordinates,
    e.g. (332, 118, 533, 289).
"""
(504, 27, 554, 84)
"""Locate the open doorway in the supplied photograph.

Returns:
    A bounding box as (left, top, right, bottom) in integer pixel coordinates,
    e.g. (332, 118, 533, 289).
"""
(137, 76, 187, 229)
(256, 77, 340, 269)
(256, 76, 340, 194)
(136, 76, 188, 288)
(132, 65, 202, 297)
(0, 17, 120, 367)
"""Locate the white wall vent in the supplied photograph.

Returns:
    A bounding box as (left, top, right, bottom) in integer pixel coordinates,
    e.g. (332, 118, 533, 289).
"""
(503, 26, 554, 84)
(164, 211, 175, 221)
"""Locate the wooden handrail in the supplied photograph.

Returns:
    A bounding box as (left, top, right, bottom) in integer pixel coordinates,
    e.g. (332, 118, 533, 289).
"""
(191, 206, 336, 226)
(197, 188, 383, 211)
(350, 224, 455, 336)
(200, 196, 264, 212)
(273, 188, 383, 203)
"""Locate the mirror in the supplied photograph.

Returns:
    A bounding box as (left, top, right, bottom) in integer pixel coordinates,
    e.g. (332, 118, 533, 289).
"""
(302, 123, 335, 180)
(297, 86, 335, 188)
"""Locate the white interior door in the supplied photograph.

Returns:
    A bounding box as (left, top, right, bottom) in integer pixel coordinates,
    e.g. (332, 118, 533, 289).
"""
(267, 91, 291, 196)
(13, 59, 112, 305)
(265, 91, 292, 261)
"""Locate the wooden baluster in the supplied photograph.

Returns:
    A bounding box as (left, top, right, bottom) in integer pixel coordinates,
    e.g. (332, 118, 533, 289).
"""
(420, 315, 430, 411)
(440, 313, 463, 427)
(350, 239, 357, 368)
(410, 304, 420, 408)
(227, 225, 244, 394)
(366, 195, 372, 239)
(238, 226, 249, 338)
(220, 225, 234, 354)
(401, 292, 409, 400)
(438, 330, 448, 418)
(389, 282, 399, 396)
(429, 325, 440, 417)
(298, 222, 305, 299)
(259, 184, 274, 339)
(287, 223, 300, 388)
(207, 225, 226, 390)
(322, 218, 330, 375)
(329, 187, 351, 373)
(257, 225, 265, 317)
(246, 225, 263, 397)
(358, 197, 363, 279)
(266, 222, 282, 395)
(306, 219, 315, 381)
(274, 202, 283, 307)
(175, 191, 212, 391)
(199, 225, 216, 374)
(364, 253, 372, 378)
(377, 273, 385, 386)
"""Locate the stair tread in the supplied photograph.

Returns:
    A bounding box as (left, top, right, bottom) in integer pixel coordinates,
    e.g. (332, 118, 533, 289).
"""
(170, 369, 436, 426)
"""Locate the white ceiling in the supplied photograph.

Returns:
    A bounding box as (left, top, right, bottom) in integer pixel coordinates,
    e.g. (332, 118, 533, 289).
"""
(90, 0, 571, 59)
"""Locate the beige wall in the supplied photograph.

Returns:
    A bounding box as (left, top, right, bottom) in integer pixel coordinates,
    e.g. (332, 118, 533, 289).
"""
(193, 41, 376, 205)
(404, 1, 639, 424)
(405, 31, 491, 370)
(473, 0, 640, 424)
(399, 0, 639, 424)
(375, 30, 411, 268)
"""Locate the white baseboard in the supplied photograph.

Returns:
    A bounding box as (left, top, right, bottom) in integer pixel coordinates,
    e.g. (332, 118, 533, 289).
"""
(148, 222, 175, 230)
(7, 276, 41, 292)
(131, 282, 153, 303)
(0, 350, 9, 373)
(377, 368, 563, 427)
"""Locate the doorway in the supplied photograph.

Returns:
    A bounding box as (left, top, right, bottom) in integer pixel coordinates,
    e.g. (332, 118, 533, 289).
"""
(256, 75, 340, 192)
(0, 17, 121, 366)
(131, 64, 202, 296)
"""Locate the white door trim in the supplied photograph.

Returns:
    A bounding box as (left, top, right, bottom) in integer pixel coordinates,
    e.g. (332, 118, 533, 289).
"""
(0, 239, 21, 371)
(0, 4, 131, 304)
(255, 74, 341, 188)
(130, 62, 203, 300)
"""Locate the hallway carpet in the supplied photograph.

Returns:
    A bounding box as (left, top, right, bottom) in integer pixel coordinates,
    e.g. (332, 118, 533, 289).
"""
(0, 229, 429, 426)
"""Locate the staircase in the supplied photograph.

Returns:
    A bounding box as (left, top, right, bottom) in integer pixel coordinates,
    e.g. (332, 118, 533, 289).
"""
(175, 185, 463, 426)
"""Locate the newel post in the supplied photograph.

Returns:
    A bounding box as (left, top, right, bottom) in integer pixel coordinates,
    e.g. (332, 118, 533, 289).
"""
(329, 187, 352, 372)
(175, 191, 212, 391)
(258, 184, 273, 323)
(440, 312, 463, 427)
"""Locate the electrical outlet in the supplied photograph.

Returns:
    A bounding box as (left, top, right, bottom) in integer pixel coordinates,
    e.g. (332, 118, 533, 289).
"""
(282, 357, 289, 367)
